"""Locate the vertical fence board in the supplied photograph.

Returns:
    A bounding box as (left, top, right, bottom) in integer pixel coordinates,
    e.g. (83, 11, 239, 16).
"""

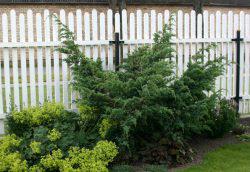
(2, 13, 11, 112)
(122, 10, 128, 59)
(184, 13, 190, 71)
(100, 13, 106, 69)
(150, 10, 156, 40)
(107, 9, 113, 70)
(52, 14, 60, 103)
(129, 12, 135, 52)
(44, 10, 52, 101)
(157, 13, 163, 32)
(68, 12, 76, 109)
(222, 14, 227, 97)
(215, 11, 221, 92)
(27, 10, 36, 106)
(19, 14, 28, 107)
(92, 9, 99, 62)
(10, 10, 20, 110)
(233, 14, 239, 97)
(245, 14, 250, 99)
(60, 9, 69, 108)
(36, 13, 44, 104)
(227, 11, 233, 99)
(84, 12, 91, 58)
(177, 10, 183, 76)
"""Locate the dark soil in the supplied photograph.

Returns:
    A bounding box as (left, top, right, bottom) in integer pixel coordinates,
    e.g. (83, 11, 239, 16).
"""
(169, 116, 250, 172)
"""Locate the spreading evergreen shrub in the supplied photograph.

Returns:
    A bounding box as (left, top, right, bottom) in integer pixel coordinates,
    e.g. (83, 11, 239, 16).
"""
(57, 18, 238, 165)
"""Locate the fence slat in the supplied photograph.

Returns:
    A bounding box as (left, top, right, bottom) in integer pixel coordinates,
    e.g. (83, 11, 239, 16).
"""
(184, 13, 190, 72)
(177, 10, 183, 76)
(107, 9, 113, 70)
(144, 13, 149, 41)
(137, 10, 142, 41)
(227, 11, 233, 99)
(84, 12, 91, 58)
(157, 13, 163, 32)
(19, 14, 28, 107)
(233, 14, 239, 97)
(239, 11, 245, 98)
(27, 10, 36, 106)
(129, 12, 135, 52)
(60, 9, 69, 108)
(100, 13, 106, 69)
(245, 14, 250, 98)
(2, 13, 11, 113)
(10, 10, 20, 110)
(215, 11, 221, 92)
(44, 10, 52, 101)
(151, 10, 156, 40)
(52, 14, 60, 103)
(92, 9, 99, 62)
(122, 10, 128, 59)
(221, 13, 227, 97)
(190, 10, 196, 59)
(68, 12, 76, 109)
(36, 13, 44, 104)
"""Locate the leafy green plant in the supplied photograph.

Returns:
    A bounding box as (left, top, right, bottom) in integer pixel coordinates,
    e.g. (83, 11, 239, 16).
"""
(0, 134, 118, 171)
(2, 103, 118, 171)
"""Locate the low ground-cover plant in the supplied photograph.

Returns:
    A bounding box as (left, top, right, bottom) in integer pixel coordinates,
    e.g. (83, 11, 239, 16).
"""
(1, 102, 118, 171)
(57, 18, 238, 166)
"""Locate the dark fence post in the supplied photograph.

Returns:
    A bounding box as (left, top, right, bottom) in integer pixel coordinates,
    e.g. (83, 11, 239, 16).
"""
(109, 32, 124, 71)
(232, 30, 243, 113)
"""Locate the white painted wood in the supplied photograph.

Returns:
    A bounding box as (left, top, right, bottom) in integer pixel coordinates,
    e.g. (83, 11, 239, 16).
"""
(129, 12, 136, 52)
(245, 14, 250, 98)
(19, 14, 28, 107)
(197, 13, 203, 51)
(239, 11, 245, 97)
(215, 11, 221, 92)
(10, 10, 20, 110)
(221, 14, 227, 97)
(92, 9, 99, 61)
(227, 11, 233, 99)
(52, 13, 60, 103)
(60, 9, 69, 108)
(107, 9, 113, 70)
(177, 10, 183, 76)
(68, 12, 76, 109)
(209, 14, 215, 62)
(115, 12, 120, 33)
(84, 12, 91, 58)
(27, 10, 37, 106)
(164, 10, 169, 25)
(136, 10, 142, 41)
(36, 13, 44, 104)
(2, 13, 11, 112)
(184, 13, 190, 71)
(44, 10, 52, 101)
(233, 14, 239, 97)
(203, 11, 209, 64)
(190, 10, 196, 59)
(76, 9, 83, 52)
(157, 13, 163, 32)
(100, 12, 106, 69)
(150, 10, 156, 40)
(122, 10, 128, 59)
(144, 13, 149, 40)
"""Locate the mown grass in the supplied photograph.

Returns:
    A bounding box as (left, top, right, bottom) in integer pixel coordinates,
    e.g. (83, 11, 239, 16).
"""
(178, 142, 250, 172)
(110, 164, 167, 172)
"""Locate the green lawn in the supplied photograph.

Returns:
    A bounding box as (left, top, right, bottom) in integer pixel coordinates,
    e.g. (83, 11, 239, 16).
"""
(178, 142, 250, 172)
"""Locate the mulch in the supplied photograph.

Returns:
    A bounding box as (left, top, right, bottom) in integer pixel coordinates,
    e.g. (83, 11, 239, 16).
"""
(169, 117, 250, 172)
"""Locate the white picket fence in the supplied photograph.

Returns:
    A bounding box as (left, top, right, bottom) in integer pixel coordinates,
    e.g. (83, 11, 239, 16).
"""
(0, 9, 250, 119)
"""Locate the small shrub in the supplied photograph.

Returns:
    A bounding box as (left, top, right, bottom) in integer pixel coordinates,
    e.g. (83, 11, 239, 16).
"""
(2, 102, 118, 171)
(205, 99, 238, 138)
(233, 124, 248, 135)
(237, 134, 250, 142)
